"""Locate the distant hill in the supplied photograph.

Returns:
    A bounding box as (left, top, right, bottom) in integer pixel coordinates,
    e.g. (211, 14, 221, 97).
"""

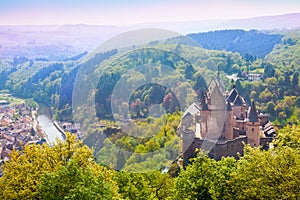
(141, 13, 300, 33)
(0, 25, 126, 59)
(187, 30, 283, 58)
(1, 13, 299, 60)
(221, 13, 300, 31)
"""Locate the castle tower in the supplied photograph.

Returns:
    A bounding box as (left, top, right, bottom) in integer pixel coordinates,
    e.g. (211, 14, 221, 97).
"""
(200, 97, 210, 139)
(207, 81, 226, 140)
(222, 100, 233, 140)
(246, 101, 260, 147)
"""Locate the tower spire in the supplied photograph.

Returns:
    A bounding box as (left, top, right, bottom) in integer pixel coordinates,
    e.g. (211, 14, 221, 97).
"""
(248, 100, 259, 122)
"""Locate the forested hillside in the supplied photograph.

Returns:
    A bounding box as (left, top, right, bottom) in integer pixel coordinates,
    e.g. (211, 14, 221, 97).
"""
(188, 29, 283, 58)
(0, 29, 299, 125)
(1, 27, 300, 199)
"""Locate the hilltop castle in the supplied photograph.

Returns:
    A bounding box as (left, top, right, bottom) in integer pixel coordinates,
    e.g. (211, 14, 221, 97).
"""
(180, 79, 275, 161)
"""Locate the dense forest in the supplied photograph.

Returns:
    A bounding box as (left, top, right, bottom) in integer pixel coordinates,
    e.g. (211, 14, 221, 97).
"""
(1, 124, 300, 199)
(1, 29, 300, 171)
(188, 29, 283, 58)
(1, 29, 298, 125)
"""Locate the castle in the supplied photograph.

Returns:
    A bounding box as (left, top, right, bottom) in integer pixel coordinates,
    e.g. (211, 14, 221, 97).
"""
(180, 79, 275, 161)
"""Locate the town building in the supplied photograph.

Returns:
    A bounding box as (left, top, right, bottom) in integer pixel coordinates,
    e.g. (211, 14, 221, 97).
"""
(248, 73, 262, 81)
(0, 103, 44, 164)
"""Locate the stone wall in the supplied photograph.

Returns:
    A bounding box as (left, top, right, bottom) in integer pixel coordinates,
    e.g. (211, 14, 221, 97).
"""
(183, 134, 273, 162)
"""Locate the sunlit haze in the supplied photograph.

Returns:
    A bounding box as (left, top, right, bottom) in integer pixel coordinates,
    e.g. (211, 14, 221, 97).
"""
(1, 0, 300, 25)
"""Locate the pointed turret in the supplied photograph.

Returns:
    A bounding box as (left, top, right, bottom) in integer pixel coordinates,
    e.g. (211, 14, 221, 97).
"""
(248, 101, 259, 122)
(246, 100, 260, 147)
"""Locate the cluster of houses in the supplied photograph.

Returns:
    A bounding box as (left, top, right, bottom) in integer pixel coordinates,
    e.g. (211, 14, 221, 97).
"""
(0, 103, 45, 164)
(61, 122, 80, 134)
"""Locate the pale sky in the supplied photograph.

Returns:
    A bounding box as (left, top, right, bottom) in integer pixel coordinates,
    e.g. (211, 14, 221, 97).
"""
(0, 0, 300, 25)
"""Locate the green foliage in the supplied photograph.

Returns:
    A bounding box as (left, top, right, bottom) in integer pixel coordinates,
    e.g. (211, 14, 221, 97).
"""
(273, 96, 298, 124)
(1, 29, 300, 125)
(2, 28, 300, 199)
(25, 98, 39, 109)
(40, 160, 113, 200)
(233, 70, 300, 124)
(0, 93, 25, 106)
(266, 31, 300, 69)
(97, 114, 182, 172)
(292, 72, 299, 87)
(188, 30, 282, 58)
(228, 145, 300, 199)
(1, 124, 300, 199)
(116, 171, 174, 200)
(175, 152, 237, 200)
(263, 63, 276, 77)
(0, 133, 119, 200)
(274, 124, 300, 149)
(94, 48, 198, 119)
(175, 152, 216, 200)
(227, 125, 300, 200)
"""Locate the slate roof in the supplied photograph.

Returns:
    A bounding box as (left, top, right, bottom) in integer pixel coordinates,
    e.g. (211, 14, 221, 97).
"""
(233, 95, 245, 106)
(183, 103, 200, 118)
(248, 101, 259, 122)
(227, 88, 238, 103)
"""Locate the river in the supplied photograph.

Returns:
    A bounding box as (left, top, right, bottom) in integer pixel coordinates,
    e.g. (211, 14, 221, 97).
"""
(37, 105, 65, 144)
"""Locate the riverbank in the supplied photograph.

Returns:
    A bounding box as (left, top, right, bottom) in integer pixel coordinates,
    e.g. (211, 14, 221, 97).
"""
(31, 110, 50, 143)
(37, 104, 65, 144)
(53, 121, 66, 139)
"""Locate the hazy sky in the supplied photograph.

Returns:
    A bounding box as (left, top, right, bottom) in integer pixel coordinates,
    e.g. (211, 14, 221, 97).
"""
(1, 0, 300, 25)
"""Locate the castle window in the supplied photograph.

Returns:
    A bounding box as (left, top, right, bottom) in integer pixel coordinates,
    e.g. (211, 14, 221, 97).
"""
(252, 122, 254, 125)
(252, 128, 254, 132)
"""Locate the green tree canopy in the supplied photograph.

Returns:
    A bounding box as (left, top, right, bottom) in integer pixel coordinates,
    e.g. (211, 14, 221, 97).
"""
(0, 133, 119, 200)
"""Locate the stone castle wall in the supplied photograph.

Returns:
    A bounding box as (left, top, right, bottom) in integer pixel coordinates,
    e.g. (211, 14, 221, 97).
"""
(183, 134, 273, 162)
